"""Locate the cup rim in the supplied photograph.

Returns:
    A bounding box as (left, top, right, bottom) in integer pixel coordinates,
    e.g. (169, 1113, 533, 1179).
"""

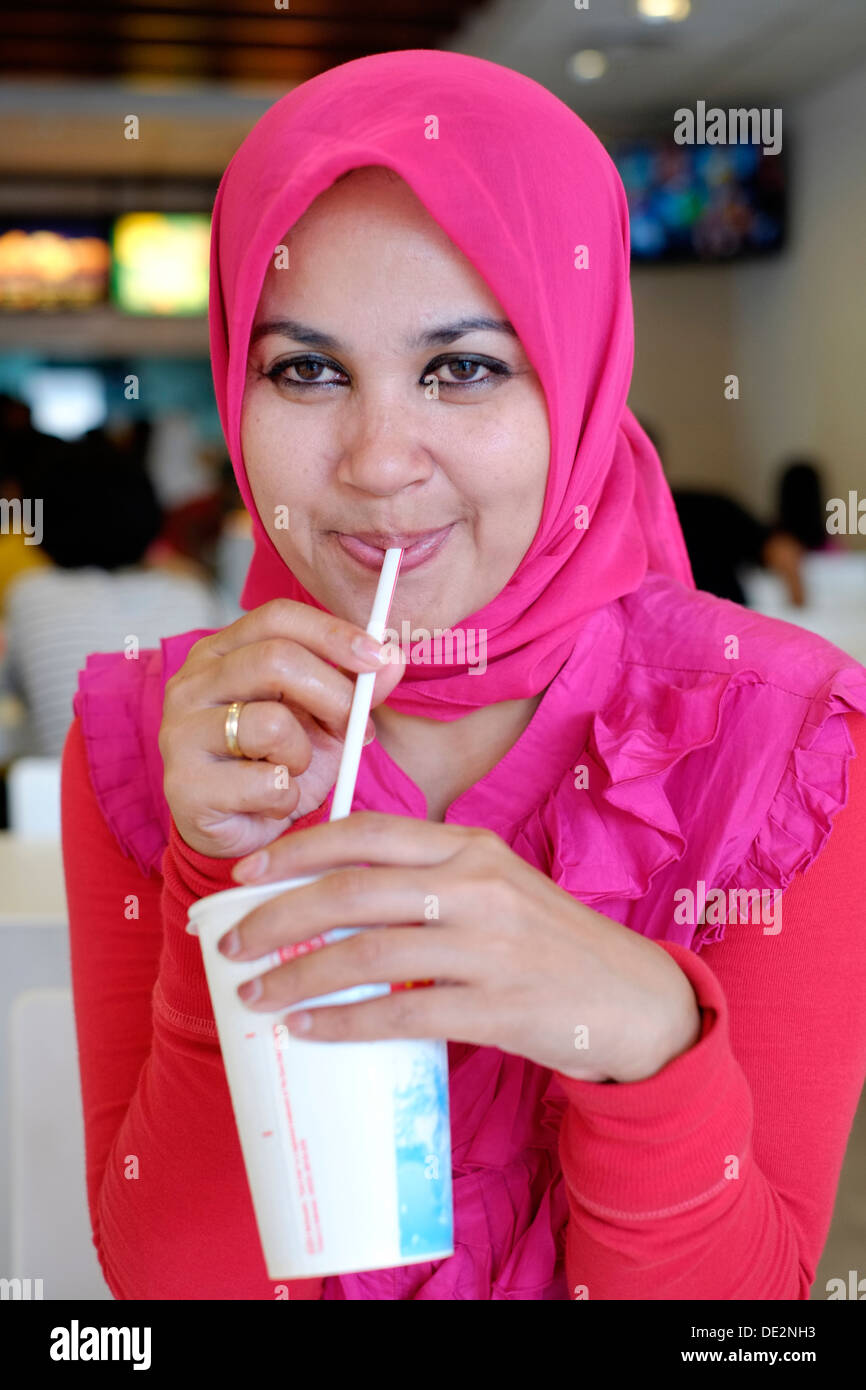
(185, 871, 326, 934)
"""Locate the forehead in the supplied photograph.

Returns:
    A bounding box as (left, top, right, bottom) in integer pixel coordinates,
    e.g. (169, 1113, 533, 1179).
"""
(281, 165, 452, 249)
(257, 174, 501, 316)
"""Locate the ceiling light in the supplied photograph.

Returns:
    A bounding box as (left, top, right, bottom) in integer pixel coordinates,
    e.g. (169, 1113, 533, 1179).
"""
(636, 0, 691, 21)
(568, 50, 609, 82)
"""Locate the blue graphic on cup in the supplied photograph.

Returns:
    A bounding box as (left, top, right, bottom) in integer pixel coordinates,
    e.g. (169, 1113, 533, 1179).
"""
(393, 1046, 453, 1257)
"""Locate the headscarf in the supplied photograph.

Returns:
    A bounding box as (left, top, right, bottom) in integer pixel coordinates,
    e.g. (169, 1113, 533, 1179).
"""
(208, 48, 694, 718)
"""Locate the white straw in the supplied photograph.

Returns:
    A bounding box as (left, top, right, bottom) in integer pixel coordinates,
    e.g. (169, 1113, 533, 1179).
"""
(329, 547, 404, 821)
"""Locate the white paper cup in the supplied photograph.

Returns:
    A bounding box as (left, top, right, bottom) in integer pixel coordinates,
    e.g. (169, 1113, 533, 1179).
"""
(186, 873, 454, 1280)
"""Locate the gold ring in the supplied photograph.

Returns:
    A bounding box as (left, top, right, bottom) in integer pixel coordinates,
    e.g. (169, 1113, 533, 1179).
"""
(225, 700, 245, 758)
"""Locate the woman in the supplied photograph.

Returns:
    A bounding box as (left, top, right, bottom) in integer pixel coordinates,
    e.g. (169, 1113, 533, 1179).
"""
(62, 50, 866, 1301)
(776, 458, 835, 553)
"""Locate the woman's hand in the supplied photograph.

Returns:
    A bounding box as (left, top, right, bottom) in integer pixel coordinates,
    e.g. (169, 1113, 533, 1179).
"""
(158, 599, 405, 859)
(220, 813, 702, 1084)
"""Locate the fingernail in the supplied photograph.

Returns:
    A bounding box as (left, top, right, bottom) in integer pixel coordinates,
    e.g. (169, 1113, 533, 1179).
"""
(219, 929, 242, 958)
(233, 849, 268, 882)
(352, 635, 390, 665)
(363, 724, 376, 747)
(287, 1010, 312, 1033)
(238, 977, 262, 1002)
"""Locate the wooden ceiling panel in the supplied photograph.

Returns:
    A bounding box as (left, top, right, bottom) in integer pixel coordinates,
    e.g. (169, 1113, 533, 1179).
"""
(0, 1, 489, 83)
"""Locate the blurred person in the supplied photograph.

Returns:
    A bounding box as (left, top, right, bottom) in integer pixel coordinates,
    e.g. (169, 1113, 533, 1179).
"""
(88, 414, 153, 482)
(0, 462, 51, 609)
(146, 409, 216, 511)
(640, 417, 807, 606)
(0, 391, 44, 457)
(141, 417, 234, 578)
(86, 413, 224, 583)
(0, 437, 238, 760)
(777, 458, 826, 550)
(775, 457, 844, 553)
(0, 393, 55, 607)
(155, 490, 226, 576)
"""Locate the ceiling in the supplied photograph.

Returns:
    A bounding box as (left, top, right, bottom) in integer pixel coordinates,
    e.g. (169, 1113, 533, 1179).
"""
(0, 0, 477, 175)
(0, 0, 864, 176)
(0, 0, 490, 85)
(449, 0, 866, 137)
(3, 0, 863, 103)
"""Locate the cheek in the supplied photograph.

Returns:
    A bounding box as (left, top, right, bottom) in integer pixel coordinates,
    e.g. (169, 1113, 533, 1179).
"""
(240, 393, 321, 520)
(488, 412, 549, 555)
(240, 412, 278, 518)
(457, 404, 548, 522)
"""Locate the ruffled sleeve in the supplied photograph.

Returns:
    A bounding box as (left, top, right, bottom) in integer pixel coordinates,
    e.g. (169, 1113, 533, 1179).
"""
(512, 667, 739, 910)
(72, 628, 224, 879)
(694, 663, 866, 950)
(72, 648, 169, 878)
(511, 657, 866, 954)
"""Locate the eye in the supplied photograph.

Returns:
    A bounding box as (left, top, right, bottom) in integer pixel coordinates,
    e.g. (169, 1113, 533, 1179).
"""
(265, 355, 347, 389)
(425, 355, 511, 389)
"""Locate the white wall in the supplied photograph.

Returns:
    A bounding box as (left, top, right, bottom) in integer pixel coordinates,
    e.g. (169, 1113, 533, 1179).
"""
(627, 57, 866, 542)
(731, 59, 866, 529)
(628, 266, 736, 489)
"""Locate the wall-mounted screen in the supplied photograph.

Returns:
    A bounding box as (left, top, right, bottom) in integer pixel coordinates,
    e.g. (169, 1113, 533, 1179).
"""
(111, 212, 210, 315)
(0, 220, 111, 309)
(609, 138, 786, 263)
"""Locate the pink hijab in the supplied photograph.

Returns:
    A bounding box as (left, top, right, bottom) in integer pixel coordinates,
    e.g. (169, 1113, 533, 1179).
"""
(208, 47, 694, 717)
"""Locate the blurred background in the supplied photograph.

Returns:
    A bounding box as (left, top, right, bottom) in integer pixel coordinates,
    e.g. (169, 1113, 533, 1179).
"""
(0, 0, 864, 1301)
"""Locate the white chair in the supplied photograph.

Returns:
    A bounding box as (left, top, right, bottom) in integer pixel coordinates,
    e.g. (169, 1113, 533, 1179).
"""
(741, 558, 866, 666)
(801, 552, 866, 608)
(6, 758, 61, 838)
(9, 988, 113, 1299)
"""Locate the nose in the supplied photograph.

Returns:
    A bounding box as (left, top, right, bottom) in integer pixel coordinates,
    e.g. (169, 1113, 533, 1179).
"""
(335, 395, 435, 496)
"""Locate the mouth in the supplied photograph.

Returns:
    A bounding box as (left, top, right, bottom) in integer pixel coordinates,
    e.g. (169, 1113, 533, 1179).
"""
(330, 524, 456, 573)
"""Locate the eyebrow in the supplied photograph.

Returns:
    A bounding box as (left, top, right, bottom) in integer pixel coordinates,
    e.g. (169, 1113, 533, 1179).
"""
(249, 316, 518, 351)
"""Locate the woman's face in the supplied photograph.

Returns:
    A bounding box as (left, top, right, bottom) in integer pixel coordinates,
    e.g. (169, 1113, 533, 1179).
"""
(242, 165, 550, 633)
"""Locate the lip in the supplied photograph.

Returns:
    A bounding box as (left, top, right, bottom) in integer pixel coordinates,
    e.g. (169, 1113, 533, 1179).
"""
(331, 524, 456, 573)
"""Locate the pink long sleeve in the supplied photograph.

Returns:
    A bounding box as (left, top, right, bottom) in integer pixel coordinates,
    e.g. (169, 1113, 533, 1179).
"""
(62, 709, 866, 1299)
(61, 714, 325, 1300)
(555, 711, 866, 1300)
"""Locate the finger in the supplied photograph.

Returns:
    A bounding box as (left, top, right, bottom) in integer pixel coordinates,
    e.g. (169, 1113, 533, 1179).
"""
(222, 864, 452, 959)
(191, 596, 393, 673)
(197, 699, 373, 770)
(192, 641, 386, 743)
(194, 699, 315, 767)
(181, 639, 360, 739)
(282, 983, 490, 1046)
(232, 809, 483, 882)
(234, 926, 474, 1013)
(337, 641, 407, 708)
(178, 757, 303, 821)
